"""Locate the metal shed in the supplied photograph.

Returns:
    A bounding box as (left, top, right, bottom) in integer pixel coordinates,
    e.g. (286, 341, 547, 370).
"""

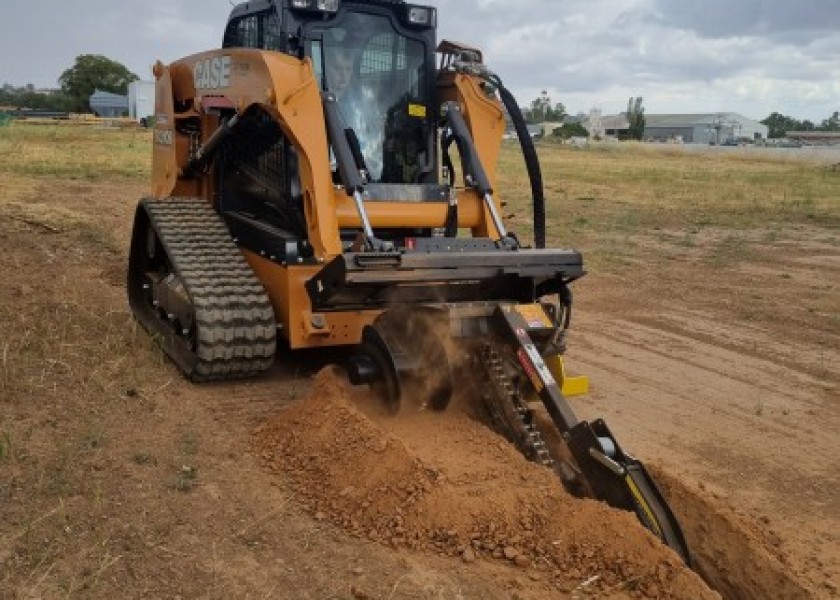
(643, 113, 768, 144)
(89, 89, 129, 118)
(586, 112, 768, 144)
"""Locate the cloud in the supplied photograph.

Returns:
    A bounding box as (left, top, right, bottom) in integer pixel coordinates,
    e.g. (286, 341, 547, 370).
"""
(0, 0, 837, 120)
(433, 0, 840, 119)
(0, 0, 230, 85)
(651, 0, 840, 40)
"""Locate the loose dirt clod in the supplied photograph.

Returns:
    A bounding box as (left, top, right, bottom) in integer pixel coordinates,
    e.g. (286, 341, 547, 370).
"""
(255, 367, 717, 598)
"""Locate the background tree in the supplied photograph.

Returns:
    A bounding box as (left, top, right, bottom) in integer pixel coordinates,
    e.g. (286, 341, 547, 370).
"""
(0, 83, 73, 112)
(761, 112, 807, 138)
(552, 122, 589, 139)
(524, 91, 567, 123)
(821, 111, 840, 132)
(59, 54, 138, 112)
(527, 90, 551, 123)
(626, 96, 645, 140)
(550, 102, 567, 122)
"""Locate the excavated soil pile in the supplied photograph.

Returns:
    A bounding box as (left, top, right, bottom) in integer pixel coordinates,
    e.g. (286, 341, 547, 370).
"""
(255, 368, 717, 598)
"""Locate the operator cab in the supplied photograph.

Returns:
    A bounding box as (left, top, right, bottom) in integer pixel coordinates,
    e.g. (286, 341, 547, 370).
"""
(221, 0, 441, 251)
(223, 0, 438, 187)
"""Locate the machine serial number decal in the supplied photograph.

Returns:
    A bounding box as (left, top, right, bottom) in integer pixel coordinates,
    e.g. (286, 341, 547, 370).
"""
(194, 56, 232, 90)
(408, 104, 427, 118)
(154, 128, 173, 146)
(515, 303, 552, 329)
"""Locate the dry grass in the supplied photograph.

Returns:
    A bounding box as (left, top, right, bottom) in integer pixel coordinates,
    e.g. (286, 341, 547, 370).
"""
(0, 125, 172, 595)
(0, 123, 150, 181)
(497, 140, 840, 263)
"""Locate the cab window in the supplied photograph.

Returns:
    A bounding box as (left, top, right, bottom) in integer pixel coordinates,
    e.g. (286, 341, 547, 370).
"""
(223, 11, 283, 50)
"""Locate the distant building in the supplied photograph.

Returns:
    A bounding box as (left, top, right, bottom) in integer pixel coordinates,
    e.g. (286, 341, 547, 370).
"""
(519, 121, 567, 137)
(600, 114, 630, 138)
(526, 124, 542, 138)
(587, 108, 604, 139)
(89, 89, 129, 117)
(586, 112, 768, 144)
(128, 81, 155, 122)
(786, 131, 840, 146)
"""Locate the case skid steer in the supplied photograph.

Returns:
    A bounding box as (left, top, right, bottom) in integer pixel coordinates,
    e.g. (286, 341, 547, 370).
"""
(128, 0, 690, 563)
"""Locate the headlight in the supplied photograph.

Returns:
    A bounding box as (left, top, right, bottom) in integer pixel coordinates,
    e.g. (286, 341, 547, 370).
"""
(317, 0, 340, 11)
(407, 6, 430, 25)
(402, 4, 437, 28)
(292, 0, 340, 11)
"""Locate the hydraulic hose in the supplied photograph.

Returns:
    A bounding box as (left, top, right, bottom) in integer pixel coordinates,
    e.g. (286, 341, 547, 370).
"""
(492, 78, 547, 249)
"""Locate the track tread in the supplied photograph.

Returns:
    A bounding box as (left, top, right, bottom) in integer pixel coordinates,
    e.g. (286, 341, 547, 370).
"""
(140, 198, 276, 382)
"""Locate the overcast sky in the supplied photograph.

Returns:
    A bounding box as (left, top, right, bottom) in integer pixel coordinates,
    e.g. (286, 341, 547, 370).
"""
(2, 0, 839, 121)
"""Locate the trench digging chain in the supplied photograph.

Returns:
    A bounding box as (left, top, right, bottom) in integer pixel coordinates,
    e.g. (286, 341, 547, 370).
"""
(480, 344, 554, 468)
(145, 199, 276, 381)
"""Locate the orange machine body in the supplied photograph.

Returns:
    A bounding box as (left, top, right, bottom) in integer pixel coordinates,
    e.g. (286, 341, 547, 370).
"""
(149, 48, 506, 348)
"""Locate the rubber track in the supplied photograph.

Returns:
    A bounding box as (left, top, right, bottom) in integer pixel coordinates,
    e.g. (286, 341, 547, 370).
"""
(143, 199, 276, 382)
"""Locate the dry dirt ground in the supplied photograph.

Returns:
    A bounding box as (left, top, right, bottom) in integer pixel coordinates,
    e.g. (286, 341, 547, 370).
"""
(568, 226, 840, 599)
(1, 132, 838, 599)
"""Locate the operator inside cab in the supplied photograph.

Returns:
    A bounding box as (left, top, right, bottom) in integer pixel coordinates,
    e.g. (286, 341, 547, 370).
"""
(222, 1, 438, 189)
(311, 11, 432, 185)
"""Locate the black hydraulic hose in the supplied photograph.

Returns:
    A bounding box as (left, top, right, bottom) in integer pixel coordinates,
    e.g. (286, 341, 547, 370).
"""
(442, 102, 493, 197)
(441, 129, 456, 188)
(322, 93, 365, 194)
(494, 79, 546, 249)
(440, 129, 458, 237)
(183, 112, 241, 178)
(345, 128, 368, 176)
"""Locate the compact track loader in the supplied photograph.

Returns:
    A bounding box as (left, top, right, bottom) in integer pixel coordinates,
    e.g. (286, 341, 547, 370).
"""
(128, 0, 690, 563)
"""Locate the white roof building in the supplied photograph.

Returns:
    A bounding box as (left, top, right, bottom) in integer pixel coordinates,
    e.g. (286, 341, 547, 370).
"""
(588, 112, 768, 143)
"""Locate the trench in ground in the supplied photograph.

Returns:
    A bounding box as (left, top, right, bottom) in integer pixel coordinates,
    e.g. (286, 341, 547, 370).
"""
(654, 469, 812, 600)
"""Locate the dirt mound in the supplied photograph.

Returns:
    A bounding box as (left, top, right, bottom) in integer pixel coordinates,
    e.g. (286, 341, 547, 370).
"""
(255, 367, 717, 599)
